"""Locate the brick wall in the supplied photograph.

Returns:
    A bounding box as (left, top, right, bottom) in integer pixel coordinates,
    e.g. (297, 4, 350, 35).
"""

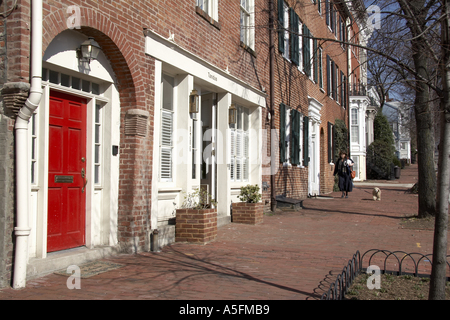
(258, 0, 350, 204)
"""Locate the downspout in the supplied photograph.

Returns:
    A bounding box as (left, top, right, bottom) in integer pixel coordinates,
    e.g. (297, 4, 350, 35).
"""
(13, 0, 42, 289)
(346, 19, 351, 159)
(269, 0, 276, 212)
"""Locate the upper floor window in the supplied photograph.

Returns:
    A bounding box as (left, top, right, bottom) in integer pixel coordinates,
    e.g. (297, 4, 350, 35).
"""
(197, 0, 219, 22)
(351, 108, 359, 144)
(283, 1, 290, 60)
(240, 0, 255, 50)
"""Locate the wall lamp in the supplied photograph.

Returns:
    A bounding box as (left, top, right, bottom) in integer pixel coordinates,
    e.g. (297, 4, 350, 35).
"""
(77, 37, 102, 64)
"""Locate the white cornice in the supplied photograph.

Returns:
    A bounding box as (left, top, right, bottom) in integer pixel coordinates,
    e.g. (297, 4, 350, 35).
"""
(143, 28, 266, 107)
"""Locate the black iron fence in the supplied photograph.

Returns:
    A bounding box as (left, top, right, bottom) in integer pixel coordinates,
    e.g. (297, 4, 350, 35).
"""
(320, 249, 450, 300)
(349, 83, 367, 96)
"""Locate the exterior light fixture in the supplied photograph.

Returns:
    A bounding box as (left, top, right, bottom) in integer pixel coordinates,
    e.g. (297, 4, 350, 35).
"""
(229, 103, 237, 125)
(189, 89, 199, 113)
(77, 37, 102, 64)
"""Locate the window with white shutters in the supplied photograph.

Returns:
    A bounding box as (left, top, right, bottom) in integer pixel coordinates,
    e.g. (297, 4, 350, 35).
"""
(351, 108, 359, 144)
(160, 74, 175, 182)
(230, 105, 250, 182)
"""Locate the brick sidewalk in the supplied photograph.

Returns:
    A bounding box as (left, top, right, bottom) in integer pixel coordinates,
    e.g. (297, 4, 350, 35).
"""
(1, 164, 448, 300)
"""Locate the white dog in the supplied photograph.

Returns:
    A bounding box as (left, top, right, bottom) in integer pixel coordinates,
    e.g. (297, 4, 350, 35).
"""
(373, 187, 381, 201)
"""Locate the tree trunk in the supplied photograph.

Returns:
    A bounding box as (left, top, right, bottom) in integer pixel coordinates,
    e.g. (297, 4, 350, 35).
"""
(399, 0, 437, 218)
(429, 0, 450, 300)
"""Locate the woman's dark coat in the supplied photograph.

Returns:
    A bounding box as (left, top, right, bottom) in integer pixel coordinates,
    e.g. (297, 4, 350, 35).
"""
(333, 158, 353, 192)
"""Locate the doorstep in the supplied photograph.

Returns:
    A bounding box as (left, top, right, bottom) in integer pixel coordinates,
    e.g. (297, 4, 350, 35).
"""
(26, 245, 121, 281)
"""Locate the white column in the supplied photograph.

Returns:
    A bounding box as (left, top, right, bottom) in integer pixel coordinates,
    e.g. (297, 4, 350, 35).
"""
(150, 60, 163, 231)
(216, 93, 232, 218)
(175, 74, 194, 193)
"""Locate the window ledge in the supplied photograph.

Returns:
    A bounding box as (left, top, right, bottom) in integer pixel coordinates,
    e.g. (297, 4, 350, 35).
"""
(240, 41, 257, 57)
(196, 6, 221, 30)
(283, 162, 292, 168)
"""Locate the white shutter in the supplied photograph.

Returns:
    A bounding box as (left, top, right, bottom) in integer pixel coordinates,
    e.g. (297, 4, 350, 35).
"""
(243, 132, 249, 180)
(161, 111, 173, 146)
(160, 110, 173, 181)
(236, 130, 242, 181)
(230, 129, 236, 181)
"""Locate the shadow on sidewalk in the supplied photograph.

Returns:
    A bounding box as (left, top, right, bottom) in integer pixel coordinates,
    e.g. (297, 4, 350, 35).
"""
(106, 246, 321, 299)
(302, 205, 406, 220)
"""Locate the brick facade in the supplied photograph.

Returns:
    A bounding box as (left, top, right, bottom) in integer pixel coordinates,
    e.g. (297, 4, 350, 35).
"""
(0, 0, 363, 288)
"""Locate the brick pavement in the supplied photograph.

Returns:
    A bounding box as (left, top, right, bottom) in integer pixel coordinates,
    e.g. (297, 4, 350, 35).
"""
(0, 164, 448, 300)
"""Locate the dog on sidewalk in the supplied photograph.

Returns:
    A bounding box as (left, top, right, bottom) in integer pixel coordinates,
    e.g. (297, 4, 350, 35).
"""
(372, 187, 381, 201)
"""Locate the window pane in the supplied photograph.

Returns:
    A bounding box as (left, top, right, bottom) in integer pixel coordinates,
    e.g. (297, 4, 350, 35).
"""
(31, 137, 36, 159)
(82, 79, 90, 92)
(31, 113, 36, 135)
(95, 105, 101, 123)
(352, 109, 358, 125)
(243, 108, 249, 131)
(240, 10, 245, 43)
(95, 165, 100, 184)
(95, 124, 100, 144)
(92, 83, 100, 95)
(72, 77, 81, 90)
(49, 70, 59, 84)
(42, 68, 48, 81)
(237, 106, 242, 130)
(352, 126, 359, 143)
(162, 75, 174, 111)
(61, 73, 70, 87)
(31, 162, 35, 184)
(95, 145, 100, 163)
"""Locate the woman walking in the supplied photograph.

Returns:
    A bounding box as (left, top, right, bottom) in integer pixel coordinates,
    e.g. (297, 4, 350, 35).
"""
(333, 151, 354, 198)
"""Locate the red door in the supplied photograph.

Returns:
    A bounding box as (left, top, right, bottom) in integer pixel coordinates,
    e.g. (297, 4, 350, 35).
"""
(47, 91, 87, 252)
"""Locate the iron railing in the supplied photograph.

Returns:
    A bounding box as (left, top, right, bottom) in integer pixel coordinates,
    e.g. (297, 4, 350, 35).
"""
(320, 249, 450, 300)
(349, 83, 367, 96)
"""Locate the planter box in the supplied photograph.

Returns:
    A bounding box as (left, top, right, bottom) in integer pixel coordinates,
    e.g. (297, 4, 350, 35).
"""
(175, 208, 217, 244)
(232, 202, 264, 225)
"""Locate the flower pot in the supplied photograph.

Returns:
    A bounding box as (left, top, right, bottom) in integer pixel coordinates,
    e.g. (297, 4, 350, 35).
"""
(231, 202, 264, 225)
(175, 208, 217, 244)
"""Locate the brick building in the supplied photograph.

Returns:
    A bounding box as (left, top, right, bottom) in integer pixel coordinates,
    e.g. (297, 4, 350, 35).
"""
(0, 0, 368, 289)
(260, 0, 358, 206)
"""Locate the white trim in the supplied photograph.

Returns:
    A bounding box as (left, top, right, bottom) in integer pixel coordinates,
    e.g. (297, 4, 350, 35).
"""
(144, 29, 266, 107)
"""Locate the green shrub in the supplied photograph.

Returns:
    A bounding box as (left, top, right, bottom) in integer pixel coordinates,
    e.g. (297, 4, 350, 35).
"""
(181, 188, 217, 209)
(333, 119, 349, 164)
(367, 140, 395, 179)
(374, 113, 395, 149)
(239, 184, 262, 203)
(392, 156, 401, 167)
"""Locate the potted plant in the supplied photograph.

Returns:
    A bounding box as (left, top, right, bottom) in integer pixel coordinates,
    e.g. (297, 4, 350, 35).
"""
(232, 184, 264, 225)
(175, 188, 218, 244)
